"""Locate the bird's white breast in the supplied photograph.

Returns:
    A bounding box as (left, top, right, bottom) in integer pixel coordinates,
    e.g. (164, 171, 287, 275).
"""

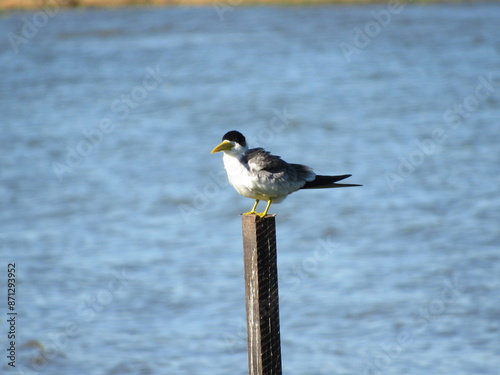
(223, 154, 265, 199)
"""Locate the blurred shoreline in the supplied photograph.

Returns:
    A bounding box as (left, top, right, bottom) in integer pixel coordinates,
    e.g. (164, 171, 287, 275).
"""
(0, 0, 489, 11)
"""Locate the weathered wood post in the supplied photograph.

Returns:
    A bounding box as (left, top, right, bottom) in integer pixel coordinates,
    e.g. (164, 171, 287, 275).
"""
(242, 214, 282, 375)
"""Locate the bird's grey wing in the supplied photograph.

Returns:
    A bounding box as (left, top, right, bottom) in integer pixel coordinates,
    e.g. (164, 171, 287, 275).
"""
(288, 163, 316, 182)
(245, 148, 287, 173)
(245, 148, 315, 186)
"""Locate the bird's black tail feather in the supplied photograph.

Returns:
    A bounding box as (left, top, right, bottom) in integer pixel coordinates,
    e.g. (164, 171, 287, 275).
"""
(300, 174, 362, 189)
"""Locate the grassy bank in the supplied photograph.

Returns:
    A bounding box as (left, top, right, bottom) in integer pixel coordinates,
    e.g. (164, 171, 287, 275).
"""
(0, 0, 484, 10)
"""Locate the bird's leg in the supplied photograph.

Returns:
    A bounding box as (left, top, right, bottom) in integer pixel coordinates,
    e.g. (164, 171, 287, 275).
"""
(257, 199, 272, 218)
(243, 199, 260, 215)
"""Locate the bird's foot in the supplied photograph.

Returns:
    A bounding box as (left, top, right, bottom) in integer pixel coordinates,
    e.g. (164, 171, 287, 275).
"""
(241, 211, 268, 218)
(242, 200, 260, 216)
(242, 199, 271, 218)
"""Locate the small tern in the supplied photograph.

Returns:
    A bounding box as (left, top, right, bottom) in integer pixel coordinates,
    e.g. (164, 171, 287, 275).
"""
(211, 130, 361, 218)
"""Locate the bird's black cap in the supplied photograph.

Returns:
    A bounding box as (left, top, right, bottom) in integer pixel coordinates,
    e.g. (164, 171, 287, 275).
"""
(223, 130, 246, 147)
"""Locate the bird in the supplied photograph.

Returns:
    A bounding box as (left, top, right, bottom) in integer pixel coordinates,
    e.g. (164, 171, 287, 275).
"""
(211, 130, 361, 218)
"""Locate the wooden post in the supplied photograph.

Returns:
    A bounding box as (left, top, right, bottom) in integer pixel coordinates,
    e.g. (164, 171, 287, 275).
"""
(242, 214, 282, 375)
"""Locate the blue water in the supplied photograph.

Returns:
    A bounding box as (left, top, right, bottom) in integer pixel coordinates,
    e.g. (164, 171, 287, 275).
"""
(1, 3, 500, 374)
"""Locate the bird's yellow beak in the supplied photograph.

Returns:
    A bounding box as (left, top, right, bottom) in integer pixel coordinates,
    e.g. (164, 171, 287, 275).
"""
(211, 140, 234, 153)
